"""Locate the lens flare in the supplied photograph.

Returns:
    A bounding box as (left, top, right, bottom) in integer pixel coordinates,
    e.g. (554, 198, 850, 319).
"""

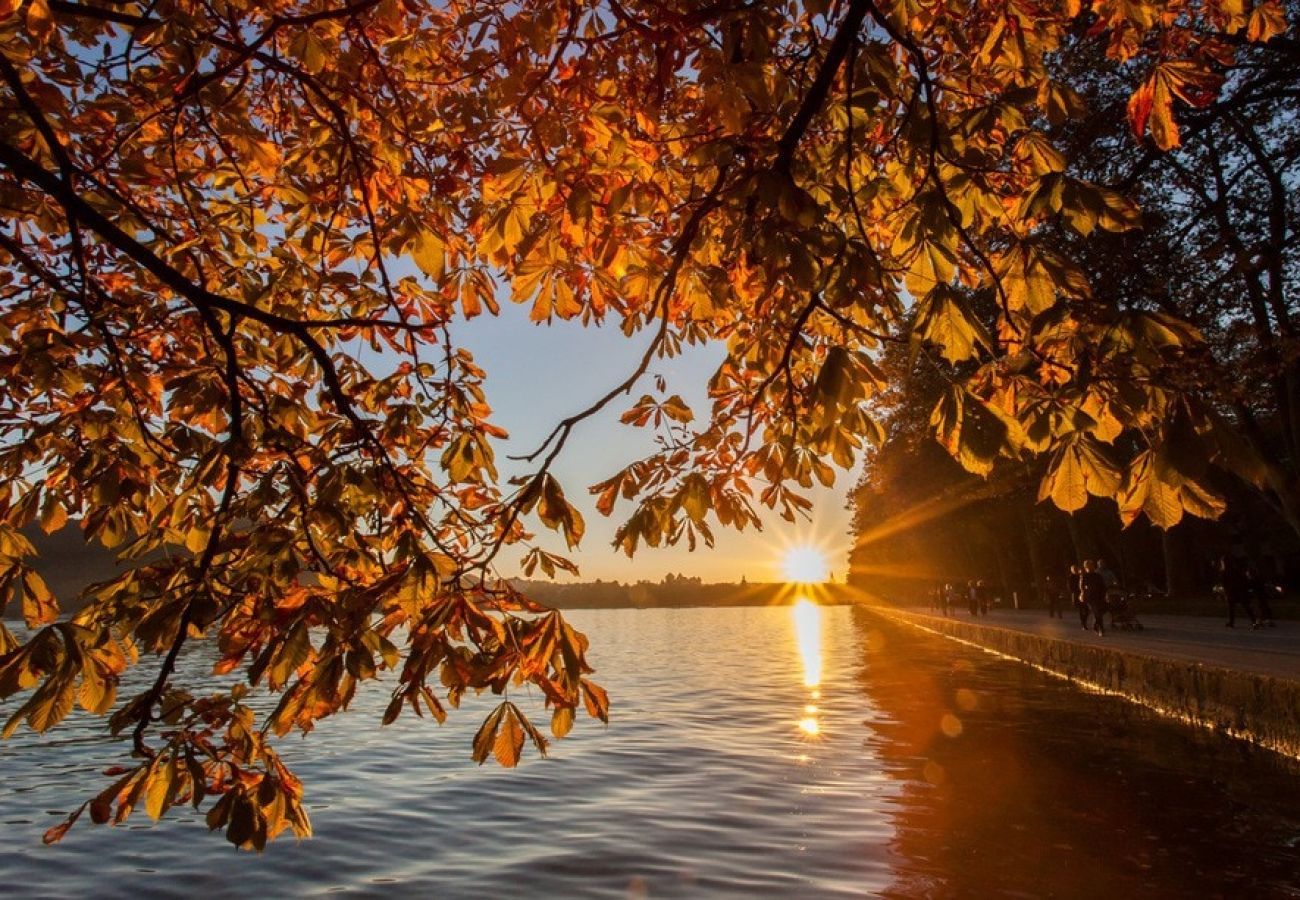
(782, 546, 827, 584)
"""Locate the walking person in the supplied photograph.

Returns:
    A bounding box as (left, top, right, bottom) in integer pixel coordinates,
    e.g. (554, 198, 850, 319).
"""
(967, 579, 979, 617)
(1218, 554, 1257, 628)
(1068, 564, 1088, 630)
(1081, 560, 1108, 636)
(1245, 562, 1277, 628)
(943, 582, 956, 618)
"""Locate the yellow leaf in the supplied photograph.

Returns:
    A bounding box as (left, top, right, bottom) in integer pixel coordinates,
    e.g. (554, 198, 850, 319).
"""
(551, 706, 574, 738)
(21, 677, 76, 733)
(39, 494, 67, 534)
(913, 288, 989, 363)
(145, 758, 176, 821)
(1015, 132, 1067, 175)
(1143, 473, 1184, 528)
(1040, 444, 1088, 512)
(1180, 478, 1226, 520)
(412, 231, 446, 281)
(269, 621, 311, 690)
(184, 526, 210, 554)
(493, 707, 524, 767)
(21, 569, 58, 626)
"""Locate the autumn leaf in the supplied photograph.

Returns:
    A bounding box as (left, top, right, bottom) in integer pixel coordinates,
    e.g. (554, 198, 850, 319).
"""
(913, 288, 991, 363)
(1247, 0, 1287, 41)
(25, 0, 53, 43)
(411, 231, 446, 281)
(551, 705, 574, 738)
(1128, 62, 1224, 150)
(493, 705, 526, 768)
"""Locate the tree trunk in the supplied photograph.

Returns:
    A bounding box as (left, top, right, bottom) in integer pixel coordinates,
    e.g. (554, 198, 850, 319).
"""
(1020, 506, 1044, 597)
(1162, 525, 1197, 600)
(1064, 511, 1090, 562)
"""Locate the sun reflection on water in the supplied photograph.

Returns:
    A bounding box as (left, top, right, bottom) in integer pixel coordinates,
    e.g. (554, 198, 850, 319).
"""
(793, 598, 822, 687)
(792, 598, 823, 738)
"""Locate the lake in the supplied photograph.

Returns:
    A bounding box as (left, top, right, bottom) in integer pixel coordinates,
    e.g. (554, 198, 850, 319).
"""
(3, 604, 1299, 897)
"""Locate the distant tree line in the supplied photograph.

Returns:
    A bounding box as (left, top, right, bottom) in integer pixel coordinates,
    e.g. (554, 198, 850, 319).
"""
(515, 579, 856, 610)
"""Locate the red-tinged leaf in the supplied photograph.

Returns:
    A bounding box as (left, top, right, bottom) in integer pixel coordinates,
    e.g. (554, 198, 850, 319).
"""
(660, 395, 694, 423)
(1247, 0, 1287, 41)
(515, 706, 550, 757)
(471, 704, 506, 765)
(419, 686, 447, 724)
(382, 692, 404, 726)
(43, 802, 85, 845)
(1126, 80, 1155, 144)
(89, 797, 112, 825)
(580, 678, 609, 723)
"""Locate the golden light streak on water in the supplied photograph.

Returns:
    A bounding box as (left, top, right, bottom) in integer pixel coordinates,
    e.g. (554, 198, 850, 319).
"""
(792, 598, 824, 738)
(793, 598, 823, 688)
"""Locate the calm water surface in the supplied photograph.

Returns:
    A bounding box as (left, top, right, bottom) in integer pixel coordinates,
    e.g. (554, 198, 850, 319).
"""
(2, 604, 1299, 898)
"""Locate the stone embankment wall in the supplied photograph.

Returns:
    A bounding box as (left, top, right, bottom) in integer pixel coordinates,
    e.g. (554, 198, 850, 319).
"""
(867, 606, 1300, 761)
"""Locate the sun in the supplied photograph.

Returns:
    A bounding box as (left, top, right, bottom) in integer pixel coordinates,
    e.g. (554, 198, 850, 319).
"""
(782, 546, 828, 584)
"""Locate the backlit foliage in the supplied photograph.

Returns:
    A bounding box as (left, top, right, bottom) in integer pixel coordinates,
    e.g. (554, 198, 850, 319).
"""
(0, 0, 1283, 847)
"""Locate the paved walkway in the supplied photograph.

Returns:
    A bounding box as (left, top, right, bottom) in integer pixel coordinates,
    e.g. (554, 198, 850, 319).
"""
(896, 608, 1300, 681)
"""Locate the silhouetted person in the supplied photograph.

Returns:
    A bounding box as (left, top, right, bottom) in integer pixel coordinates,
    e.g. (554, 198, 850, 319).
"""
(1218, 555, 1256, 628)
(1081, 560, 1107, 636)
(1245, 562, 1277, 628)
(1097, 559, 1119, 627)
(967, 579, 979, 617)
(942, 582, 956, 618)
(1068, 564, 1088, 629)
(976, 579, 992, 615)
(1043, 575, 1064, 618)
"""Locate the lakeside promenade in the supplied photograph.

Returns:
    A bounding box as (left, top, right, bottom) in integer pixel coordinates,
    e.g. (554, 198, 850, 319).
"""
(867, 604, 1300, 759)
(890, 607, 1300, 680)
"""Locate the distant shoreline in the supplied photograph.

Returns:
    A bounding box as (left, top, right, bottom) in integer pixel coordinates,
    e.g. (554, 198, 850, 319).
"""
(7, 526, 859, 620)
(519, 579, 860, 610)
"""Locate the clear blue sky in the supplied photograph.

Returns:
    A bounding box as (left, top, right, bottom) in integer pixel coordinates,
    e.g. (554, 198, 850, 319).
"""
(454, 303, 862, 584)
